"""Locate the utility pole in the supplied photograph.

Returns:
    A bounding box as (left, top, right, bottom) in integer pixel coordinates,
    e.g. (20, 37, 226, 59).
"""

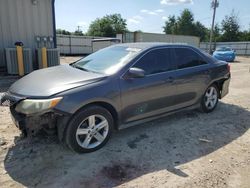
(209, 0, 219, 54)
(77, 25, 81, 32)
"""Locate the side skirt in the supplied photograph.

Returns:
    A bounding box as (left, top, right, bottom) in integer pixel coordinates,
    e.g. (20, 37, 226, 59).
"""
(118, 104, 200, 130)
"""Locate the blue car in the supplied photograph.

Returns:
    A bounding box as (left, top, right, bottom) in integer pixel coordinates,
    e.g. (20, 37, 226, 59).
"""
(213, 47, 236, 62)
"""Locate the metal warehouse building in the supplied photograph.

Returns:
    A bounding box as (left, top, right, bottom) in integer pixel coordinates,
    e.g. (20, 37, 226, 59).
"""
(0, 0, 57, 74)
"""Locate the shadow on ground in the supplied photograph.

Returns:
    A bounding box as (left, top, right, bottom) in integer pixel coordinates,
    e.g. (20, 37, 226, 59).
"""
(4, 102, 250, 187)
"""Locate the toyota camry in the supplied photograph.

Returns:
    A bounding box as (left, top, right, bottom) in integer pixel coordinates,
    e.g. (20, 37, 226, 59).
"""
(1, 43, 231, 153)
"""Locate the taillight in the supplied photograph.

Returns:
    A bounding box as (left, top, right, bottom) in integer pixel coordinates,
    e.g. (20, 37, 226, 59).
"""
(227, 64, 230, 73)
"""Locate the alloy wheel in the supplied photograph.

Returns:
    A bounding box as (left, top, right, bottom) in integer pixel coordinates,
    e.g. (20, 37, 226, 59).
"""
(204, 86, 218, 110)
(75, 115, 109, 149)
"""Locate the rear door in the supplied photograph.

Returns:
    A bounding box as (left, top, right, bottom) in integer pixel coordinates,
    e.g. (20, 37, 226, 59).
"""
(119, 48, 178, 123)
(172, 47, 211, 108)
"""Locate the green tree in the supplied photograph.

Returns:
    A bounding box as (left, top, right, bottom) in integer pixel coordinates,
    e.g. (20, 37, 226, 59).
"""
(73, 30, 84, 36)
(87, 14, 127, 37)
(176, 9, 194, 35)
(163, 9, 207, 41)
(56, 29, 71, 35)
(206, 23, 221, 42)
(239, 30, 250, 41)
(239, 24, 250, 41)
(163, 16, 177, 34)
(193, 21, 208, 42)
(220, 10, 240, 42)
(213, 24, 221, 42)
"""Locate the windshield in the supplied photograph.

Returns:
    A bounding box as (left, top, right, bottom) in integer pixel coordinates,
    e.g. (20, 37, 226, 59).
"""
(216, 47, 232, 52)
(71, 46, 142, 75)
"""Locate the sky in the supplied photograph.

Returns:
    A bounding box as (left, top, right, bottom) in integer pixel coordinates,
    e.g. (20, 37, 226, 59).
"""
(55, 0, 250, 34)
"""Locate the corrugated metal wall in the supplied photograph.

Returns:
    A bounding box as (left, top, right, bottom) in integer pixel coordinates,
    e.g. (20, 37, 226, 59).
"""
(57, 35, 105, 55)
(200, 42, 250, 55)
(0, 0, 54, 68)
(123, 32, 200, 47)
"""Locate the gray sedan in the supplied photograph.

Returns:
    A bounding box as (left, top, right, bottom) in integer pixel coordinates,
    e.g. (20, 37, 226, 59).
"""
(1, 43, 231, 153)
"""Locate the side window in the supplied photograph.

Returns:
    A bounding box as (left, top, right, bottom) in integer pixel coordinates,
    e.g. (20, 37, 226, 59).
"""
(134, 48, 172, 75)
(174, 48, 207, 69)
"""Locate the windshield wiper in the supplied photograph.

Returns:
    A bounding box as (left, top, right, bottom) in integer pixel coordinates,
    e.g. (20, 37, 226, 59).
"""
(71, 64, 90, 72)
(71, 64, 101, 74)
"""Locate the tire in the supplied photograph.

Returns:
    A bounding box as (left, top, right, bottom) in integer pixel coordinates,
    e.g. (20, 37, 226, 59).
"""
(64, 105, 114, 153)
(200, 84, 219, 113)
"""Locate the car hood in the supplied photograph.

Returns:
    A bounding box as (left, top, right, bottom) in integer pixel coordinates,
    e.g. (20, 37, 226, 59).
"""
(9, 64, 107, 98)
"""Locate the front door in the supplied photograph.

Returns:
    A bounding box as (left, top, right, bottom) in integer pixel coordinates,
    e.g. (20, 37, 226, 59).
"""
(119, 48, 178, 123)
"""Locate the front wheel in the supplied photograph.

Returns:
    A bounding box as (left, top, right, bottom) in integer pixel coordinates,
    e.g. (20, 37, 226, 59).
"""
(64, 106, 114, 153)
(200, 84, 219, 113)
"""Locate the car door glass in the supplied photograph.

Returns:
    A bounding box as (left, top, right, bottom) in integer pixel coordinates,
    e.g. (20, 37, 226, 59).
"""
(175, 48, 207, 69)
(133, 48, 172, 75)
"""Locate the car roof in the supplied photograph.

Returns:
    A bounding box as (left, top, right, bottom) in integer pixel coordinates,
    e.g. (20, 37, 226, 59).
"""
(115, 42, 192, 50)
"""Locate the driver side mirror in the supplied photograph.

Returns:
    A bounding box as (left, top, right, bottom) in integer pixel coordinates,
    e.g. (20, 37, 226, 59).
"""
(124, 67, 145, 79)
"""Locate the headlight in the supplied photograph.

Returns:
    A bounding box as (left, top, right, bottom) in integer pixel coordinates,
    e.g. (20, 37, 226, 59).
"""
(15, 97, 63, 115)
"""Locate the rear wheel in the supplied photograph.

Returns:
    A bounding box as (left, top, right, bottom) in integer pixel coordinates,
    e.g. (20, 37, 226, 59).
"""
(200, 84, 219, 113)
(65, 106, 113, 153)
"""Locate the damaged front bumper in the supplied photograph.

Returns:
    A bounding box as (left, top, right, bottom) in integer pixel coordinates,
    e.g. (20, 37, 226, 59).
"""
(1, 92, 71, 138)
(10, 106, 58, 135)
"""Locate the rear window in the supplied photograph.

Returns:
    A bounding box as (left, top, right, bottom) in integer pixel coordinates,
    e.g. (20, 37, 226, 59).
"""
(174, 48, 207, 69)
(216, 47, 232, 51)
(202, 51, 217, 62)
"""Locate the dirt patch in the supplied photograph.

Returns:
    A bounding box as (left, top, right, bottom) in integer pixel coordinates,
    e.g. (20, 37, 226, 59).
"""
(127, 134, 149, 149)
(101, 162, 139, 182)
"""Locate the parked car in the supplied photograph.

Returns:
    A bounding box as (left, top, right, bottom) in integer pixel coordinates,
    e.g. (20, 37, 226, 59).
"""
(1, 43, 231, 153)
(213, 47, 236, 62)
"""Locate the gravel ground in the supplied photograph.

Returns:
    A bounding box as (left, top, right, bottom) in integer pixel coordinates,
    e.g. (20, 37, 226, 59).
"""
(0, 56, 250, 188)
